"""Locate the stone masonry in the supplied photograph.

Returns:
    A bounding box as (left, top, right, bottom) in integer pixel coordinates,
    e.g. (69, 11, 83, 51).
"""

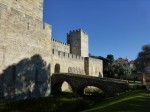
(0, 0, 103, 101)
(52, 73, 129, 96)
(0, 0, 51, 101)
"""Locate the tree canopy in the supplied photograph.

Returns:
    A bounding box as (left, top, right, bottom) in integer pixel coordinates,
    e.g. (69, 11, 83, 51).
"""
(106, 54, 114, 64)
(135, 44, 150, 73)
(112, 62, 131, 79)
(90, 54, 132, 79)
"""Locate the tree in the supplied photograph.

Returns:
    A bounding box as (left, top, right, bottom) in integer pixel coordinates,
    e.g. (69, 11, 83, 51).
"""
(135, 44, 150, 85)
(103, 54, 115, 77)
(135, 44, 150, 73)
(104, 63, 114, 78)
(112, 63, 131, 79)
(106, 54, 114, 64)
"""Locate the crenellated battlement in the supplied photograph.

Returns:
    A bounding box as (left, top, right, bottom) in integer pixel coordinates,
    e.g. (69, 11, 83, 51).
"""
(51, 38, 70, 46)
(67, 28, 89, 57)
(67, 29, 88, 36)
(69, 29, 81, 33)
(51, 38, 70, 53)
(52, 49, 84, 61)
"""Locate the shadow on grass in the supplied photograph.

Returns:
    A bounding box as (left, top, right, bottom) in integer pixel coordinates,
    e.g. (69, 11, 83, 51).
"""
(1, 90, 149, 112)
(0, 92, 104, 112)
(83, 90, 150, 112)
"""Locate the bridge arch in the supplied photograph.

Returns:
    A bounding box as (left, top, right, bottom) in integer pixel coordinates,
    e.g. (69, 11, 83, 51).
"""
(51, 73, 129, 96)
(54, 64, 60, 73)
(51, 78, 76, 94)
(75, 83, 107, 96)
(84, 86, 104, 95)
(61, 81, 73, 92)
(53, 79, 108, 96)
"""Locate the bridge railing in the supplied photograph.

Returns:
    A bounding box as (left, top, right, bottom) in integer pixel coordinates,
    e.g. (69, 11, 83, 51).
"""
(52, 73, 128, 84)
(102, 77, 128, 83)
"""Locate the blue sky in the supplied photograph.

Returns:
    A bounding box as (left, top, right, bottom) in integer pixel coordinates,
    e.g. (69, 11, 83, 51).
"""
(43, 0, 150, 60)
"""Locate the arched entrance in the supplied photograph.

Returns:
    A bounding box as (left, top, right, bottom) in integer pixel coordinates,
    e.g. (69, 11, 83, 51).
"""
(54, 64, 60, 73)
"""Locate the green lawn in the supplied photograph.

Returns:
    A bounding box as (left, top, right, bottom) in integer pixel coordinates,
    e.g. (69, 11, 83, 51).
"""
(0, 90, 150, 112)
(83, 90, 150, 112)
(128, 80, 141, 85)
(0, 92, 98, 112)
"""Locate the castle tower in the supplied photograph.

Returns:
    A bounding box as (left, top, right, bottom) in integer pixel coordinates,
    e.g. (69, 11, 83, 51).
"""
(0, 0, 44, 20)
(67, 29, 89, 57)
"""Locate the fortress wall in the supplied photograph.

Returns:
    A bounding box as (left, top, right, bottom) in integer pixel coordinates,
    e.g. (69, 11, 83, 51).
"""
(52, 49, 85, 75)
(52, 49, 84, 60)
(51, 38, 70, 53)
(85, 57, 103, 77)
(67, 30, 81, 56)
(0, 2, 52, 100)
(81, 31, 89, 57)
(0, 0, 43, 20)
(67, 29, 89, 57)
(0, 0, 104, 100)
(0, 3, 52, 71)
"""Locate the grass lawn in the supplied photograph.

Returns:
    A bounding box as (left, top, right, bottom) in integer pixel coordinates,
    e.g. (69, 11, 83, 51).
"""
(0, 92, 100, 112)
(128, 80, 141, 85)
(83, 90, 150, 112)
(0, 90, 150, 112)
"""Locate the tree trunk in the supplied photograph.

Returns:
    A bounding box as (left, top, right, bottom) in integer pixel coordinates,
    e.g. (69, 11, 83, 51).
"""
(142, 73, 146, 86)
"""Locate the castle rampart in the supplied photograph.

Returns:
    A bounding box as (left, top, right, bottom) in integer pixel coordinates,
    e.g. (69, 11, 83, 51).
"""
(0, 1, 51, 101)
(85, 57, 103, 77)
(51, 49, 85, 75)
(51, 38, 70, 53)
(52, 49, 84, 61)
(1, 0, 43, 20)
(67, 29, 89, 57)
(0, 0, 103, 102)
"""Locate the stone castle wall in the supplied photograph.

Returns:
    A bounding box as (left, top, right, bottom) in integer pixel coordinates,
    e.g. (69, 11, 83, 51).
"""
(81, 30, 89, 57)
(0, 0, 43, 20)
(0, 0, 103, 101)
(85, 57, 103, 77)
(51, 38, 70, 53)
(0, 2, 51, 101)
(0, 2, 52, 71)
(67, 30, 81, 56)
(67, 29, 89, 57)
(51, 49, 85, 75)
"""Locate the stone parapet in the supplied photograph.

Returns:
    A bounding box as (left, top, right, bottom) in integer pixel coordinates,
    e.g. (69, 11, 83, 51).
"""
(52, 49, 84, 61)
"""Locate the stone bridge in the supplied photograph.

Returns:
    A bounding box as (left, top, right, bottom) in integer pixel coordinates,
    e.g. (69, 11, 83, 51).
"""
(51, 73, 129, 96)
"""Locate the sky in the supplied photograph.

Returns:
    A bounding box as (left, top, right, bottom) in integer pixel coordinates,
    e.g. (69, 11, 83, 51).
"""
(43, 0, 150, 61)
